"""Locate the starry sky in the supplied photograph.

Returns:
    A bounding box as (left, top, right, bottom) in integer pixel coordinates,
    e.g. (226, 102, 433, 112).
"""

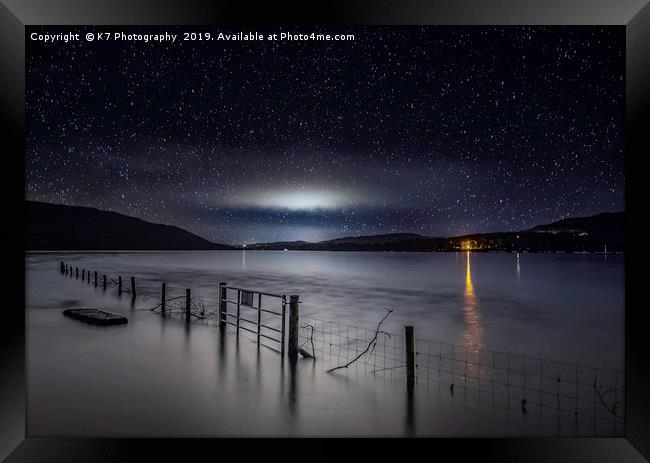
(26, 26, 624, 245)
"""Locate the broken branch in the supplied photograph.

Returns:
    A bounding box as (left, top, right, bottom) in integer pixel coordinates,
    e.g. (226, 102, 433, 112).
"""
(327, 309, 393, 373)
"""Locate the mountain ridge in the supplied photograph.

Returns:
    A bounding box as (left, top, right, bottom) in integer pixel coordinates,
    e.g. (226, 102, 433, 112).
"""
(248, 211, 624, 252)
(26, 200, 234, 250)
(26, 200, 623, 253)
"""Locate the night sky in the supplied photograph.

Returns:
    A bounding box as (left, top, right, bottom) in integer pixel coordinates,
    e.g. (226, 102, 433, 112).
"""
(26, 26, 624, 245)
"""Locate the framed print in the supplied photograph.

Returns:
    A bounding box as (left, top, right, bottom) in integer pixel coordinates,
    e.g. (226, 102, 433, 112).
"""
(2, 0, 649, 461)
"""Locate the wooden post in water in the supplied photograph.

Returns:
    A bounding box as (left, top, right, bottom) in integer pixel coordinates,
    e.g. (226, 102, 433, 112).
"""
(219, 282, 227, 328)
(160, 283, 166, 316)
(130, 276, 136, 300)
(236, 290, 241, 332)
(118, 276, 122, 295)
(82, 269, 85, 281)
(76, 267, 79, 279)
(281, 296, 287, 357)
(103, 274, 107, 290)
(257, 293, 262, 344)
(185, 288, 191, 323)
(288, 295, 300, 360)
(60, 261, 65, 274)
(94, 271, 98, 287)
(87, 271, 90, 284)
(405, 326, 415, 389)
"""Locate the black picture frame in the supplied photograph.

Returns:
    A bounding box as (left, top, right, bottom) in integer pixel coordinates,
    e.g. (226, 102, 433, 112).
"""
(2, 0, 649, 460)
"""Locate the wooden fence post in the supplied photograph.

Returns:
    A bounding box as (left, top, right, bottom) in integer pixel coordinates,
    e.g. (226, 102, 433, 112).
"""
(281, 296, 287, 357)
(219, 282, 227, 328)
(185, 288, 191, 322)
(118, 276, 122, 295)
(130, 276, 136, 300)
(405, 326, 415, 389)
(236, 290, 241, 332)
(288, 295, 300, 360)
(257, 293, 262, 344)
(161, 282, 166, 316)
(94, 271, 98, 287)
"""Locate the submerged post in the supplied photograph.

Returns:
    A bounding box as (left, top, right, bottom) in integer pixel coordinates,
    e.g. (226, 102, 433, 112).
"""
(75, 267, 79, 279)
(218, 282, 227, 328)
(161, 282, 166, 316)
(130, 276, 136, 300)
(60, 261, 65, 274)
(236, 290, 241, 332)
(288, 295, 300, 360)
(405, 326, 415, 389)
(257, 293, 262, 344)
(185, 288, 191, 322)
(82, 269, 85, 281)
(94, 271, 98, 287)
(118, 276, 122, 295)
(281, 296, 287, 357)
(103, 274, 107, 290)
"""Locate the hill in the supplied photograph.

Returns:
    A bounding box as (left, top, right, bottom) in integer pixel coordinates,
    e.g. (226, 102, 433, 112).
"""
(248, 212, 624, 253)
(25, 201, 234, 251)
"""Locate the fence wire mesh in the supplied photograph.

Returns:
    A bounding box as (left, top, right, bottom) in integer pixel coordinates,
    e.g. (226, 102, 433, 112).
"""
(299, 314, 407, 377)
(300, 313, 623, 425)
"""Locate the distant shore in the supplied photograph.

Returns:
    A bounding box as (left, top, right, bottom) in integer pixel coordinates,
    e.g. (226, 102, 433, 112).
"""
(26, 200, 624, 253)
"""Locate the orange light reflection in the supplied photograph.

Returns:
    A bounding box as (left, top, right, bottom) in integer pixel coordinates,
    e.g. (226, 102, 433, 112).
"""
(463, 251, 485, 379)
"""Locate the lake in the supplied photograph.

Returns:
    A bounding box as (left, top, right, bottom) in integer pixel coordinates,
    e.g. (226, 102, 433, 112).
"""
(26, 250, 624, 436)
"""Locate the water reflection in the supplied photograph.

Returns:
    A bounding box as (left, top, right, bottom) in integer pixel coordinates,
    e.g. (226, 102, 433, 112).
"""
(463, 252, 484, 378)
(288, 357, 298, 418)
(26, 252, 624, 436)
(516, 252, 521, 282)
(405, 382, 415, 435)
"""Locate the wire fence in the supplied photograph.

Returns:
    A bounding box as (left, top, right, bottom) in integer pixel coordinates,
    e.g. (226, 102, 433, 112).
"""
(299, 314, 407, 377)
(298, 313, 623, 425)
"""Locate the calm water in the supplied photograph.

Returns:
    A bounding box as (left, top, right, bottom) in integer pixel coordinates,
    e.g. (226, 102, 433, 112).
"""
(26, 251, 624, 436)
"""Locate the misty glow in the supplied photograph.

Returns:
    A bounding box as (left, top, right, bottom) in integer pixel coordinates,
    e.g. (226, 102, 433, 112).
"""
(259, 190, 346, 210)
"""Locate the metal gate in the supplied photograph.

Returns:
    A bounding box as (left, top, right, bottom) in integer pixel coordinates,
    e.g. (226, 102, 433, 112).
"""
(218, 283, 287, 355)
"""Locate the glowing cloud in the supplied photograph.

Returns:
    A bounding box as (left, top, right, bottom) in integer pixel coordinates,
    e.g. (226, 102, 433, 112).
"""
(227, 188, 358, 211)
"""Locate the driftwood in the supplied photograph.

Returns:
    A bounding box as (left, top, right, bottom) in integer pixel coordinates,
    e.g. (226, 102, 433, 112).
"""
(327, 309, 393, 373)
